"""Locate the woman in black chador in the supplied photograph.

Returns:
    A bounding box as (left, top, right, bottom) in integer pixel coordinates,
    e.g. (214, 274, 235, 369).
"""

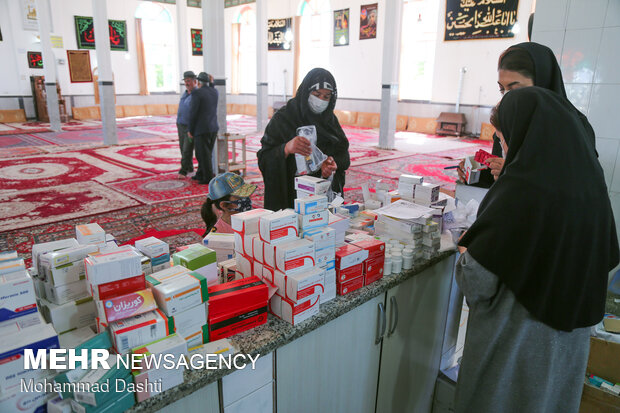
(258, 68, 350, 211)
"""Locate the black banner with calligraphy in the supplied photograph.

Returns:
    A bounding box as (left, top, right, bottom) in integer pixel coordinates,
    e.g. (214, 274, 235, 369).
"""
(268, 18, 292, 51)
(27, 51, 43, 69)
(74, 16, 128, 51)
(445, 0, 519, 41)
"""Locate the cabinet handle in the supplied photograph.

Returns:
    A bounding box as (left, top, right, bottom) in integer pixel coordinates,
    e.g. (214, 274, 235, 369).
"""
(375, 302, 386, 345)
(388, 296, 399, 337)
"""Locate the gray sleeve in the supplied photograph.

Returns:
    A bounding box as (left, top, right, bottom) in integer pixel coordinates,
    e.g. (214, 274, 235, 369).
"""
(456, 251, 501, 305)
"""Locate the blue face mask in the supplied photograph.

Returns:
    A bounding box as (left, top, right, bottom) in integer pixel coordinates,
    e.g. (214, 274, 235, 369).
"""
(228, 198, 252, 212)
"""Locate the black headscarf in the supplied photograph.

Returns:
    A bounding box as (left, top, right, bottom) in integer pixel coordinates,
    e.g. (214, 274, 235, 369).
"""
(258, 68, 350, 210)
(459, 87, 618, 331)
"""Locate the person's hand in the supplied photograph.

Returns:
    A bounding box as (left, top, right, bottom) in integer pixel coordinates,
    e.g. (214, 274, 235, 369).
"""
(488, 157, 505, 180)
(321, 156, 337, 178)
(457, 230, 467, 254)
(284, 136, 312, 157)
(457, 159, 466, 183)
(188, 132, 193, 138)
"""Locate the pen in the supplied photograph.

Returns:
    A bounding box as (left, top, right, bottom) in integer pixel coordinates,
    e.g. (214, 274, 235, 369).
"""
(444, 165, 460, 170)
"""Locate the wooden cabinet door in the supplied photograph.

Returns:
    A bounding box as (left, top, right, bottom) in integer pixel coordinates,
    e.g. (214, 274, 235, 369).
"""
(276, 294, 385, 413)
(376, 255, 456, 413)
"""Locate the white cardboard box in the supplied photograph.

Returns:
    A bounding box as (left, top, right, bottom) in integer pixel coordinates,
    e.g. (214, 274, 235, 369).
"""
(316, 247, 336, 268)
(231, 209, 273, 245)
(235, 254, 253, 278)
(42, 259, 85, 287)
(40, 297, 96, 334)
(168, 302, 208, 337)
(269, 294, 282, 318)
(131, 333, 187, 370)
(280, 294, 320, 325)
(298, 209, 329, 231)
(109, 310, 171, 353)
(0, 258, 25, 276)
(1, 377, 54, 413)
(0, 312, 44, 336)
(414, 182, 440, 203)
(75, 223, 106, 246)
(146, 265, 191, 287)
(31, 238, 79, 274)
(273, 239, 315, 274)
(44, 280, 88, 305)
(0, 270, 37, 323)
(0, 323, 58, 392)
(294, 176, 330, 195)
(253, 237, 265, 263)
(39, 244, 97, 272)
(151, 273, 208, 316)
(84, 248, 143, 287)
(134, 365, 184, 402)
(303, 227, 336, 251)
(294, 195, 329, 215)
(275, 267, 324, 303)
(135, 237, 169, 258)
(320, 285, 337, 304)
(259, 210, 299, 245)
(203, 232, 235, 250)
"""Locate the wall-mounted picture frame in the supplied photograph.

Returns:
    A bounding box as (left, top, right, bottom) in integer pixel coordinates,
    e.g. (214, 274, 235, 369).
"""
(27, 51, 43, 69)
(334, 9, 349, 46)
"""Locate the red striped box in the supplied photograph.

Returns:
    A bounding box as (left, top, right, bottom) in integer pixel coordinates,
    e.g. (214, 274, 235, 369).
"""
(337, 275, 364, 296)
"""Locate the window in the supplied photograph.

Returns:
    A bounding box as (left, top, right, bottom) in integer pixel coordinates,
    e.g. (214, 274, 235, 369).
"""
(296, 0, 331, 88)
(232, 6, 257, 94)
(135, 3, 176, 92)
(399, 0, 440, 101)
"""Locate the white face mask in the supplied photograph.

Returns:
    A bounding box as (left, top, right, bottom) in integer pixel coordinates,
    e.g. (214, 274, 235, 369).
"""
(308, 94, 329, 114)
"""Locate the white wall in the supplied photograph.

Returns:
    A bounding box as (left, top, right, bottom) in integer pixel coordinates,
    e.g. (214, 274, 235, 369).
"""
(532, 0, 620, 275)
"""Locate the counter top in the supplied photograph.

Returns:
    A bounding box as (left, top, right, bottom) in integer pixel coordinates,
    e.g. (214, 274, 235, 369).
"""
(127, 251, 456, 412)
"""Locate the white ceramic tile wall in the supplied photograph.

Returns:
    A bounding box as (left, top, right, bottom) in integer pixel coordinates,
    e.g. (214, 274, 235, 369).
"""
(589, 84, 620, 140)
(529, 30, 565, 60)
(605, 0, 620, 27)
(532, 0, 570, 31)
(561, 29, 603, 83)
(566, 0, 610, 29)
(565, 84, 592, 114)
(221, 352, 273, 407)
(594, 27, 620, 84)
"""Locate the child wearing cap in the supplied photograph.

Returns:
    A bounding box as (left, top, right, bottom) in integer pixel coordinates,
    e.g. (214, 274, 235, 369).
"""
(201, 172, 257, 236)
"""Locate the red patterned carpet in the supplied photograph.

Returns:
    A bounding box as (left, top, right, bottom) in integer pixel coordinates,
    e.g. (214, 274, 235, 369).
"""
(0, 114, 489, 263)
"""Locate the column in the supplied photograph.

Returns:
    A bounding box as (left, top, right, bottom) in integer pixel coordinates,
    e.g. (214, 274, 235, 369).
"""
(92, 0, 118, 145)
(256, 0, 268, 131)
(203, 0, 226, 174)
(35, 0, 61, 131)
(378, 0, 404, 150)
(176, 0, 189, 94)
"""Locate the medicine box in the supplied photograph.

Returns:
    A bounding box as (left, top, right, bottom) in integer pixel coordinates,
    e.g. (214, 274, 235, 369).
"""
(0, 322, 58, 392)
(415, 182, 440, 203)
(109, 309, 174, 353)
(259, 209, 299, 245)
(280, 294, 320, 325)
(44, 279, 89, 305)
(235, 254, 253, 278)
(85, 247, 143, 287)
(57, 326, 96, 349)
(253, 261, 263, 279)
(203, 232, 235, 250)
(352, 239, 385, 261)
(172, 244, 216, 271)
(72, 386, 135, 413)
(96, 289, 157, 323)
(135, 237, 169, 258)
(303, 227, 336, 251)
(39, 245, 98, 274)
(146, 265, 191, 288)
(75, 223, 106, 246)
(2, 377, 53, 413)
(320, 285, 337, 304)
(0, 251, 18, 262)
(263, 265, 276, 284)
(295, 176, 331, 195)
(463, 156, 484, 185)
(298, 209, 329, 231)
(42, 259, 85, 287)
(208, 276, 268, 318)
(253, 237, 265, 263)
(150, 272, 209, 316)
(89, 273, 146, 301)
(336, 262, 364, 282)
(335, 243, 368, 270)
(0, 258, 25, 276)
(231, 209, 273, 253)
(32, 238, 79, 274)
(47, 396, 72, 413)
(295, 194, 329, 215)
(40, 297, 96, 334)
(0, 312, 43, 336)
(218, 259, 238, 284)
(364, 267, 384, 286)
(178, 324, 209, 348)
(337, 275, 364, 296)
(166, 302, 208, 338)
(399, 174, 424, 185)
(132, 333, 188, 370)
(0, 270, 37, 323)
(273, 239, 315, 274)
(209, 300, 267, 340)
(275, 267, 325, 303)
(73, 354, 130, 407)
(269, 294, 282, 318)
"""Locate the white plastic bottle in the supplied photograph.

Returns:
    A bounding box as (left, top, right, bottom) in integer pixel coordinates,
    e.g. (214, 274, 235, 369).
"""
(384, 253, 392, 275)
(391, 251, 403, 273)
(402, 248, 414, 270)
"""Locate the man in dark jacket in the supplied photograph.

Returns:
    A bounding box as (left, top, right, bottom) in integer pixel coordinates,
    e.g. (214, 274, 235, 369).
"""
(188, 72, 219, 184)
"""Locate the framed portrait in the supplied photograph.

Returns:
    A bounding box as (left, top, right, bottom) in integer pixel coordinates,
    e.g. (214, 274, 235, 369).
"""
(334, 9, 349, 46)
(360, 3, 378, 40)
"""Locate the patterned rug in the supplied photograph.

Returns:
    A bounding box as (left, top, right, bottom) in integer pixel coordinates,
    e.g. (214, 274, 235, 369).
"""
(126, 123, 180, 137)
(0, 152, 152, 194)
(0, 181, 141, 232)
(0, 134, 53, 148)
(28, 128, 163, 145)
(108, 173, 211, 203)
(0, 146, 48, 158)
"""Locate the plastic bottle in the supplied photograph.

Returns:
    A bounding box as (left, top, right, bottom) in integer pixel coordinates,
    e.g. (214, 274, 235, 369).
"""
(391, 251, 403, 273)
(384, 253, 392, 275)
(402, 248, 414, 270)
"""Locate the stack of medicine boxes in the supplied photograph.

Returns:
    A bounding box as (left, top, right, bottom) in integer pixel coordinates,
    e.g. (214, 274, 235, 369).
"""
(0, 251, 59, 407)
